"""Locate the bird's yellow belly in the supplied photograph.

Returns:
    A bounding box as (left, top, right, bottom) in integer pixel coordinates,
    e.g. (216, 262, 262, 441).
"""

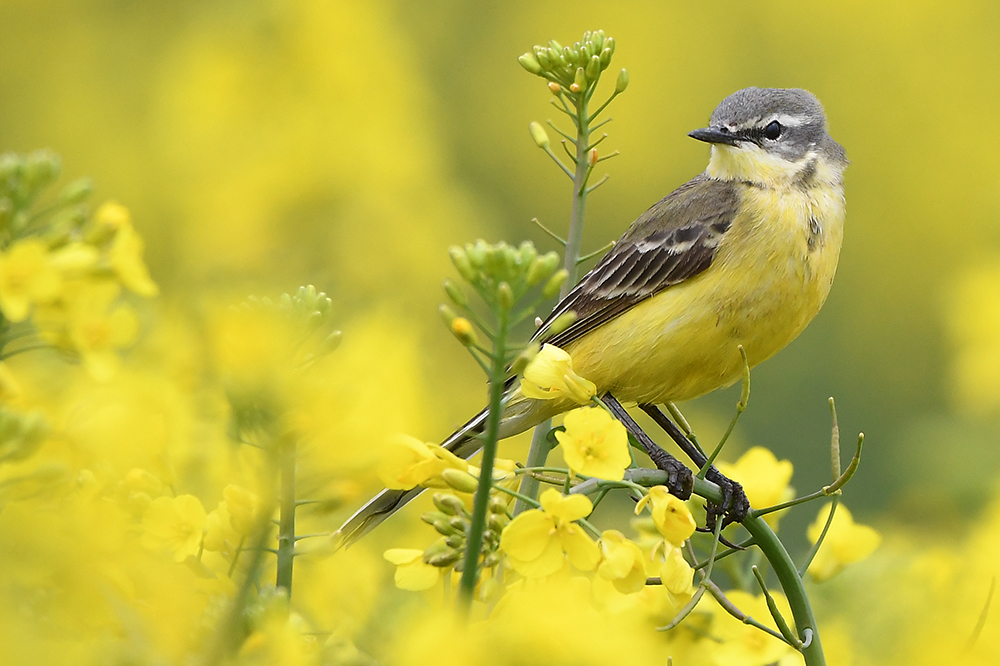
(567, 182, 844, 404)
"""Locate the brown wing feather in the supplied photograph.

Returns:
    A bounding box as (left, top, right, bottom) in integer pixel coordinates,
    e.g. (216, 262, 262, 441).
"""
(537, 174, 740, 349)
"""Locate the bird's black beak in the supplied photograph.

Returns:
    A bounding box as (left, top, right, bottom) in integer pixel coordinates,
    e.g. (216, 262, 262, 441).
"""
(688, 126, 743, 146)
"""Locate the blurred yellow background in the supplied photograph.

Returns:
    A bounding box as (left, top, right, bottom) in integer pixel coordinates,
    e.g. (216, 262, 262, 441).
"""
(2, 0, 999, 567)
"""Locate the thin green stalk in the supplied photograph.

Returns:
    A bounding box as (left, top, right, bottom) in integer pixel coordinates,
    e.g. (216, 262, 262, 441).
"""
(742, 512, 825, 665)
(458, 312, 508, 612)
(518, 89, 595, 512)
(275, 436, 296, 597)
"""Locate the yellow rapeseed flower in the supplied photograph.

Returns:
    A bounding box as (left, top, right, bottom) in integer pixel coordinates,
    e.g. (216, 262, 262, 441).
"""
(717, 446, 794, 527)
(0, 238, 62, 322)
(520, 343, 597, 404)
(635, 486, 696, 547)
(383, 548, 441, 591)
(556, 406, 631, 480)
(64, 282, 140, 382)
(597, 530, 647, 594)
(222, 484, 260, 534)
(807, 502, 881, 582)
(141, 495, 207, 562)
(378, 434, 469, 490)
(500, 488, 599, 577)
(110, 223, 159, 297)
(659, 543, 696, 597)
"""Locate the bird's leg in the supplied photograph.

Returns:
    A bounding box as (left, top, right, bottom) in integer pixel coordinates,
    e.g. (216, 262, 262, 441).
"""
(639, 404, 750, 529)
(602, 393, 693, 500)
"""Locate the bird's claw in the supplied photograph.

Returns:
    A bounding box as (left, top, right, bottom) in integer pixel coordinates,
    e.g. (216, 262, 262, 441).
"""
(703, 471, 750, 531)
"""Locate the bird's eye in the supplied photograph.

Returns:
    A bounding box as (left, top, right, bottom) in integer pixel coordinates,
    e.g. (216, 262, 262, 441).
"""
(764, 120, 783, 140)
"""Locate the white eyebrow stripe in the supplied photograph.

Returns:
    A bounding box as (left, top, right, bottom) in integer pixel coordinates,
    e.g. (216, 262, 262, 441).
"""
(770, 113, 804, 127)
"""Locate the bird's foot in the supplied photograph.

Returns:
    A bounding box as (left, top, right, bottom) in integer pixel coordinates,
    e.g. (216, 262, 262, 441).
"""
(703, 469, 750, 531)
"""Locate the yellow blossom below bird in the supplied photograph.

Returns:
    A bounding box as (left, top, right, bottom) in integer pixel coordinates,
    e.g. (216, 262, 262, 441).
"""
(500, 488, 599, 577)
(635, 486, 696, 547)
(556, 406, 631, 480)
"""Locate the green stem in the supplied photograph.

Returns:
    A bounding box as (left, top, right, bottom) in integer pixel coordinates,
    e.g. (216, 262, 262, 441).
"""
(275, 435, 296, 597)
(742, 513, 825, 665)
(458, 311, 507, 612)
(518, 87, 594, 512)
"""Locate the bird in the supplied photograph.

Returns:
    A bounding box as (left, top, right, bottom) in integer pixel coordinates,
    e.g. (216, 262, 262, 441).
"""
(335, 87, 848, 548)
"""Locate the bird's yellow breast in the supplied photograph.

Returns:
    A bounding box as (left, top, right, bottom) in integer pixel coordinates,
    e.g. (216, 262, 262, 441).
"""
(565, 173, 845, 404)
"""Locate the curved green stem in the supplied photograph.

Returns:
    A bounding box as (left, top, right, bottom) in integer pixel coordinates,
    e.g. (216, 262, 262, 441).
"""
(742, 513, 825, 664)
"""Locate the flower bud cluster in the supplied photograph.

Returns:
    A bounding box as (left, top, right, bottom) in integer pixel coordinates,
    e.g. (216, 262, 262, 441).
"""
(420, 493, 509, 572)
(242, 285, 342, 367)
(444, 239, 564, 333)
(518, 30, 619, 94)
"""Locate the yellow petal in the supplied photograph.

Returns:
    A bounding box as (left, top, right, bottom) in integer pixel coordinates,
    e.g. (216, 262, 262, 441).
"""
(539, 488, 593, 522)
(383, 548, 423, 565)
(500, 509, 555, 562)
(505, 536, 565, 578)
(559, 523, 600, 571)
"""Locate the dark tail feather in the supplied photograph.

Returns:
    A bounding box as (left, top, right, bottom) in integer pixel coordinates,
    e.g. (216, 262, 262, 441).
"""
(331, 408, 488, 550)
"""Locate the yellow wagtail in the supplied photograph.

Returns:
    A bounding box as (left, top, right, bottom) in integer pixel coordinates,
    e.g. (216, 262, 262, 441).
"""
(336, 87, 847, 546)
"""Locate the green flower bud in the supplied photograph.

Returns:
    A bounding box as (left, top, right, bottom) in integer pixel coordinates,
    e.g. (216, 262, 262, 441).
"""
(487, 514, 507, 533)
(433, 493, 467, 517)
(518, 241, 537, 271)
(600, 47, 613, 69)
(586, 55, 601, 82)
(548, 47, 564, 67)
(518, 53, 543, 75)
(574, 67, 588, 91)
(441, 468, 479, 493)
(616, 68, 629, 94)
(443, 278, 467, 308)
(545, 311, 578, 337)
(543, 268, 569, 298)
(526, 252, 560, 286)
(57, 177, 93, 204)
(0, 153, 24, 186)
(425, 546, 462, 567)
(449, 246, 476, 282)
(497, 281, 514, 311)
(445, 534, 465, 549)
(467, 239, 489, 268)
(421, 510, 450, 526)
(604, 37, 616, 54)
(535, 47, 552, 70)
(529, 122, 550, 149)
(320, 330, 343, 355)
(592, 30, 605, 50)
(483, 552, 501, 568)
(24, 150, 61, 190)
(488, 495, 509, 514)
(548, 39, 563, 53)
(448, 516, 466, 533)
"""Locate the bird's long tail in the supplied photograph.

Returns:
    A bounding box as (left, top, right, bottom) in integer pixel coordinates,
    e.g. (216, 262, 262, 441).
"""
(331, 408, 489, 550)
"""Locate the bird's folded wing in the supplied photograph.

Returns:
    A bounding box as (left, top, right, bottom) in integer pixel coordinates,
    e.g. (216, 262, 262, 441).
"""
(538, 173, 741, 349)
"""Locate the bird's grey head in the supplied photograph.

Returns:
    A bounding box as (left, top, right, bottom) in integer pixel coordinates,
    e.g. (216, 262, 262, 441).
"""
(689, 87, 846, 167)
